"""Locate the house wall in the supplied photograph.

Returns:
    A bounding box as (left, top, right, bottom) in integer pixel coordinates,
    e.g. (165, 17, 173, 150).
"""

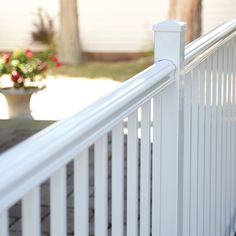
(0, 0, 59, 51)
(0, 0, 235, 53)
(79, 0, 168, 52)
(202, 0, 236, 33)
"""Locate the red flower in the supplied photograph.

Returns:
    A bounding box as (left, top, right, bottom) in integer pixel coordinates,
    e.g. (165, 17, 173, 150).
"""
(50, 56, 58, 62)
(50, 56, 62, 67)
(3, 53, 10, 63)
(11, 70, 20, 82)
(55, 61, 62, 67)
(25, 49, 33, 58)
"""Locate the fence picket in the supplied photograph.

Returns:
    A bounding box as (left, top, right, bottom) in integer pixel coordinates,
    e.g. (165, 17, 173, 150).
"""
(22, 187, 40, 236)
(152, 94, 162, 236)
(74, 150, 89, 236)
(190, 67, 199, 236)
(127, 111, 138, 236)
(112, 123, 124, 236)
(204, 57, 211, 236)
(233, 37, 236, 232)
(225, 42, 231, 235)
(210, 51, 217, 236)
(140, 101, 151, 236)
(216, 47, 223, 236)
(222, 44, 227, 235)
(230, 38, 235, 234)
(183, 72, 192, 236)
(50, 167, 67, 236)
(0, 211, 8, 236)
(229, 39, 234, 234)
(95, 135, 108, 236)
(198, 62, 205, 236)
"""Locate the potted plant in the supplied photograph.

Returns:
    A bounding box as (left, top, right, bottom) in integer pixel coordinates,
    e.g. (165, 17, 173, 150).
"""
(0, 49, 61, 119)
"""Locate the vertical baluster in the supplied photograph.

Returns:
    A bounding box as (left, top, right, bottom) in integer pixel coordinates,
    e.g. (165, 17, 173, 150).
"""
(127, 111, 138, 236)
(216, 47, 223, 236)
(140, 101, 151, 236)
(204, 57, 211, 236)
(112, 122, 124, 236)
(50, 166, 67, 236)
(226, 42, 231, 235)
(229, 39, 234, 233)
(74, 150, 89, 236)
(22, 187, 40, 236)
(190, 67, 199, 236)
(0, 210, 8, 236)
(228, 40, 232, 233)
(210, 51, 217, 236)
(152, 94, 162, 236)
(221, 44, 227, 235)
(232, 38, 236, 230)
(95, 135, 108, 236)
(233, 37, 236, 231)
(183, 72, 192, 236)
(198, 62, 205, 236)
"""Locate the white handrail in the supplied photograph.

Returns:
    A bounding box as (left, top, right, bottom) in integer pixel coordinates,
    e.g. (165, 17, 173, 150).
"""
(185, 18, 236, 66)
(0, 60, 175, 211)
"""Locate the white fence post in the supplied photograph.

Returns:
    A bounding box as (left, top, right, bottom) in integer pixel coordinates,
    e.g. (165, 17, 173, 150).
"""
(152, 20, 186, 236)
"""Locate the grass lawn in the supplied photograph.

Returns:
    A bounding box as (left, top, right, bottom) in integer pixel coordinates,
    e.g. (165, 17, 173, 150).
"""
(48, 56, 153, 82)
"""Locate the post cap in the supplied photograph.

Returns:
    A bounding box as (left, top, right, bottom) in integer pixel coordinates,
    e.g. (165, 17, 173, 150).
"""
(152, 19, 186, 32)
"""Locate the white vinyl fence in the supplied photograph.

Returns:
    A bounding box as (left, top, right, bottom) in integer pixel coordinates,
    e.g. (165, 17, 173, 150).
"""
(183, 19, 236, 236)
(0, 18, 236, 236)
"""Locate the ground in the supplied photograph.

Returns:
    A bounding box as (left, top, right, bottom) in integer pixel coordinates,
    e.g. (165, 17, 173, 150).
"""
(48, 56, 153, 82)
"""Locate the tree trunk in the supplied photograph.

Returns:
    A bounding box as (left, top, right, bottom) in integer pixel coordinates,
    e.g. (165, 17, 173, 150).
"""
(168, 0, 202, 43)
(59, 0, 83, 65)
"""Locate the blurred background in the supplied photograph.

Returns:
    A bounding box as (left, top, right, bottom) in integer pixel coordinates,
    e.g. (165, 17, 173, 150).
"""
(0, 0, 235, 63)
(0, 0, 235, 120)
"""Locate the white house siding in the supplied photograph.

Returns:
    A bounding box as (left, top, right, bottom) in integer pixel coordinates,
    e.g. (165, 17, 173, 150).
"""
(202, 0, 236, 33)
(0, 0, 235, 53)
(79, 0, 168, 52)
(0, 0, 59, 51)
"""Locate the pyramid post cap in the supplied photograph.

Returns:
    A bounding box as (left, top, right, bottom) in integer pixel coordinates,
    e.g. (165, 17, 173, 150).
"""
(153, 20, 187, 32)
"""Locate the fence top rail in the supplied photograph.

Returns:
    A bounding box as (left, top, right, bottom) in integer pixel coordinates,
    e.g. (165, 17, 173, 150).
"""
(185, 17, 236, 66)
(0, 60, 175, 211)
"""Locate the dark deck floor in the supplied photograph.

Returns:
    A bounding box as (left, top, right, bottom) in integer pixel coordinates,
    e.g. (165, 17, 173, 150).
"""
(0, 119, 54, 154)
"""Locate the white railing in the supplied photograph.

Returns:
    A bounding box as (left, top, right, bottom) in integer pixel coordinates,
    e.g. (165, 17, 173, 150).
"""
(183, 18, 236, 236)
(0, 18, 236, 236)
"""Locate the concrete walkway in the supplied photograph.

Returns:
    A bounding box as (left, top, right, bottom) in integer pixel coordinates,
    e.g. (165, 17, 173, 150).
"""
(0, 76, 122, 120)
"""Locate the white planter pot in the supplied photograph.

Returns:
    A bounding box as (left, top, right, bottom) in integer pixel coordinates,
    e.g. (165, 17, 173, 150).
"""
(0, 88, 38, 119)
